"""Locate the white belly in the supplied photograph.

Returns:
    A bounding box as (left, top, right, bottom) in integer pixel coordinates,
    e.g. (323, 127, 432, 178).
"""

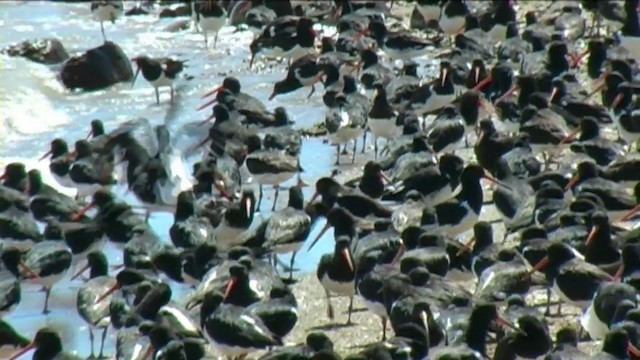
(214, 222, 246, 249)
(93, 5, 121, 23)
(320, 276, 355, 297)
(418, 93, 456, 114)
(487, 24, 507, 42)
(0, 238, 34, 252)
(150, 73, 174, 89)
(26, 268, 69, 289)
(199, 16, 226, 33)
(417, 5, 441, 22)
(328, 127, 364, 145)
(580, 300, 608, 341)
(75, 183, 104, 199)
(271, 241, 303, 254)
(282, 44, 314, 62)
(368, 118, 399, 139)
(384, 46, 430, 61)
(442, 208, 478, 238)
(439, 15, 466, 36)
(250, 171, 295, 186)
(53, 173, 75, 189)
(425, 185, 454, 206)
(620, 36, 640, 59)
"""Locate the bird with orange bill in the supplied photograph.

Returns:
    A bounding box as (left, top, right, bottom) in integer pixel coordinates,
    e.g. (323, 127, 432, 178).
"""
(7, 327, 82, 360)
(197, 76, 267, 114)
(71, 250, 114, 359)
(1, 242, 71, 315)
(526, 241, 613, 312)
(564, 161, 638, 223)
(314, 236, 356, 324)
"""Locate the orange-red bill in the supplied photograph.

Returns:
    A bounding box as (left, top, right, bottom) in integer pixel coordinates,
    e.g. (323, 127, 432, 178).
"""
(378, 170, 391, 184)
(197, 97, 217, 112)
(142, 345, 155, 360)
(71, 201, 95, 222)
(585, 226, 599, 247)
(559, 130, 578, 145)
(19, 262, 41, 282)
(614, 263, 625, 282)
(213, 180, 233, 200)
(201, 85, 223, 100)
(38, 150, 53, 161)
(494, 85, 519, 104)
(85, 129, 94, 140)
(223, 277, 237, 300)
(96, 283, 120, 303)
(71, 262, 91, 281)
(628, 342, 640, 357)
(456, 237, 476, 257)
(308, 222, 330, 251)
(199, 113, 216, 126)
(472, 75, 492, 91)
(494, 315, 519, 332)
(564, 176, 579, 192)
(570, 49, 589, 67)
(441, 68, 448, 87)
(549, 86, 559, 103)
(341, 248, 354, 272)
(611, 93, 625, 110)
(474, 67, 481, 84)
(481, 172, 512, 191)
(528, 256, 549, 276)
(8, 341, 36, 360)
(390, 243, 406, 265)
(621, 205, 640, 222)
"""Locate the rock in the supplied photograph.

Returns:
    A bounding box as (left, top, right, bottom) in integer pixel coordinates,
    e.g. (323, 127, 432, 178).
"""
(125, 6, 149, 16)
(60, 41, 133, 91)
(158, 4, 191, 18)
(2, 38, 69, 65)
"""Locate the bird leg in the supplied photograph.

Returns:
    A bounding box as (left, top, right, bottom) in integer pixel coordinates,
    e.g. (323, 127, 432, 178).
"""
(288, 251, 297, 281)
(307, 84, 316, 99)
(155, 87, 160, 105)
(374, 136, 378, 160)
(145, 209, 151, 223)
(214, 32, 219, 48)
(351, 139, 357, 164)
(89, 328, 96, 359)
(381, 316, 387, 341)
(361, 132, 367, 153)
(257, 185, 264, 211)
(204, 31, 209, 47)
(100, 21, 106, 42)
(544, 287, 552, 316)
(272, 185, 279, 211)
(325, 289, 335, 320)
(98, 327, 109, 359)
(346, 296, 354, 325)
(557, 302, 562, 316)
(170, 86, 174, 103)
(335, 145, 341, 166)
(43, 287, 51, 314)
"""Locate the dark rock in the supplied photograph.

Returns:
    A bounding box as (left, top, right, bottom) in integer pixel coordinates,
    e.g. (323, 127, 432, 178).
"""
(125, 6, 150, 16)
(2, 38, 69, 65)
(60, 41, 133, 91)
(158, 4, 191, 18)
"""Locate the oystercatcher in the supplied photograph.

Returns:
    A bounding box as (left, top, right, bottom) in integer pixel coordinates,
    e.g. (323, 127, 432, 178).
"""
(416, 0, 442, 24)
(200, 291, 282, 358)
(246, 285, 298, 339)
(528, 241, 612, 309)
(269, 54, 324, 100)
(1, 241, 72, 314)
(0, 320, 29, 359)
(0, 206, 42, 252)
(315, 236, 356, 324)
(68, 140, 115, 200)
(170, 190, 215, 249)
(619, 0, 640, 59)
(439, 0, 469, 38)
(612, 104, 640, 151)
(249, 16, 317, 69)
(566, 117, 625, 166)
(368, 83, 400, 160)
(486, 0, 516, 42)
(434, 164, 510, 238)
(39, 138, 74, 190)
(27, 170, 79, 222)
(0, 268, 20, 318)
(409, 61, 456, 115)
(194, 0, 227, 48)
(131, 56, 185, 104)
(7, 327, 82, 360)
(264, 183, 312, 279)
(323, 91, 365, 165)
(44, 218, 105, 275)
(72, 251, 114, 359)
(566, 161, 638, 223)
(91, 0, 123, 42)
(244, 134, 301, 211)
(546, 327, 587, 358)
(0, 163, 28, 194)
(214, 189, 256, 250)
(362, 19, 434, 61)
(199, 76, 267, 114)
(581, 281, 638, 341)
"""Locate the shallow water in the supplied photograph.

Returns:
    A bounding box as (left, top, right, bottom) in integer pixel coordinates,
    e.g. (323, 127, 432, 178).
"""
(0, 1, 446, 357)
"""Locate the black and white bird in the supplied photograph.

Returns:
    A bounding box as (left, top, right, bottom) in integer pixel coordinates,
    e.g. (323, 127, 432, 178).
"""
(193, 0, 227, 48)
(90, 0, 123, 42)
(131, 56, 185, 104)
